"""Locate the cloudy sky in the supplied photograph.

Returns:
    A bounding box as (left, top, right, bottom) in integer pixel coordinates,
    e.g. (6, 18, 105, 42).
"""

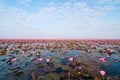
(0, 0, 120, 39)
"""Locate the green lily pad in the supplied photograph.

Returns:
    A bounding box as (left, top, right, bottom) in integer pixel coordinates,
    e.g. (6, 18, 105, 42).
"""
(52, 59, 61, 63)
(54, 63, 62, 67)
(37, 75, 45, 80)
(62, 65, 70, 70)
(45, 72, 60, 80)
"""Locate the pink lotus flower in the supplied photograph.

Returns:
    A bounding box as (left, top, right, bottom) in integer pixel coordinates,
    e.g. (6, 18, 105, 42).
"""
(37, 58, 43, 61)
(69, 57, 73, 61)
(22, 51, 24, 54)
(78, 67, 81, 69)
(12, 58, 17, 62)
(25, 44, 27, 46)
(100, 70, 106, 76)
(37, 53, 40, 56)
(46, 58, 50, 62)
(99, 57, 106, 62)
(109, 49, 113, 53)
(88, 49, 91, 53)
(7, 48, 9, 51)
(107, 49, 113, 56)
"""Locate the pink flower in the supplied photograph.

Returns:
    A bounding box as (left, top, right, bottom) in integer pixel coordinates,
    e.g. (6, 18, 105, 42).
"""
(78, 67, 81, 69)
(109, 49, 113, 54)
(22, 51, 24, 54)
(99, 57, 106, 62)
(7, 48, 9, 51)
(88, 49, 91, 53)
(46, 58, 50, 62)
(69, 57, 73, 61)
(37, 53, 40, 56)
(100, 70, 106, 76)
(12, 58, 17, 62)
(37, 58, 43, 61)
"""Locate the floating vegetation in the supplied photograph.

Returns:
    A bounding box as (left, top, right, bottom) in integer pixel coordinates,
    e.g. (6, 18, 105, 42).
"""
(0, 39, 120, 80)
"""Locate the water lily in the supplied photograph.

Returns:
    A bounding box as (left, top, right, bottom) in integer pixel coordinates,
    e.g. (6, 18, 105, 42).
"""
(12, 58, 17, 62)
(99, 57, 106, 62)
(69, 57, 73, 61)
(46, 58, 50, 63)
(37, 53, 40, 56)
(7, 48, 9, 51)
(100, 70, 106, 76)
(78, 67, 81, 69)
(108, 49, 113, 56)
(37, 58, 43, 61)
(32, 52, 35, 54)
(22, 51, 24, 54)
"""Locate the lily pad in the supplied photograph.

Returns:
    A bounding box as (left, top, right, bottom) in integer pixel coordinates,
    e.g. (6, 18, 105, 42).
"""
(37, 75, 45, 80)
(45, 72, 60, 80)
(62, 65, 70, 70)
(54, 63, 62, 67)
(94, 77, 101, 80)
(52, 59, 61, 63)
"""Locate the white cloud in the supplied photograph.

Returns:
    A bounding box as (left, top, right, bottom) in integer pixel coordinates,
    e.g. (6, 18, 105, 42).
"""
(16, 0, 32, 5)
(0, 0, 120, 38)
(74, 2, 87, 9)
(0, 1, 118, 24)
(97, 5, 115, 12)
(96, 0, 120, 6)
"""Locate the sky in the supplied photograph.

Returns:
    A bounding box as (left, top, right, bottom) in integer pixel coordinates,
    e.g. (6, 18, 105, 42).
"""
(0, 0, 120, 39)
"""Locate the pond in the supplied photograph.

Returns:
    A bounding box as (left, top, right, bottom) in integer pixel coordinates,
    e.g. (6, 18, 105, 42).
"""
(0, 39, 120, 80)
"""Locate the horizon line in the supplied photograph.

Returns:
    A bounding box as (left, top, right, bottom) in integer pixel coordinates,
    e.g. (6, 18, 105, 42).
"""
(0, 38, 120, 40)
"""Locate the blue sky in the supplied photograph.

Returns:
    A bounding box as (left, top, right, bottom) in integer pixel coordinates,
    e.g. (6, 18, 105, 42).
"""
(0, 0, 120, 39)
